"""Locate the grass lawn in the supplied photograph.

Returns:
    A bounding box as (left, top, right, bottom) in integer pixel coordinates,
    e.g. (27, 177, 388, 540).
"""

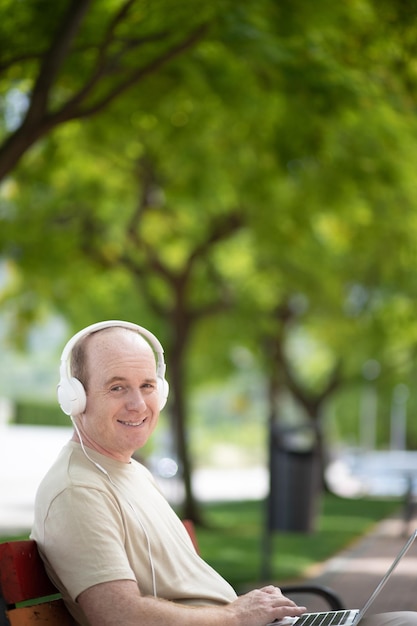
(196, 493, 401, 592)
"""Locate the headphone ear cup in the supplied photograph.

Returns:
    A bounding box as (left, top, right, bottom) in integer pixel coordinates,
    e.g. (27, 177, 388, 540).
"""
(57, 377, 87, 416)
(157, 377, 169, 410)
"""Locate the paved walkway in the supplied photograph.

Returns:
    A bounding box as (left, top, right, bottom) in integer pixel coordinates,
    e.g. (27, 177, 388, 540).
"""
(293, 513, 417, 615)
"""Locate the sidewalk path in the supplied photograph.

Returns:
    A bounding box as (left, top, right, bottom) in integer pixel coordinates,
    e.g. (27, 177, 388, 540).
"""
(295, 513, 417, 615)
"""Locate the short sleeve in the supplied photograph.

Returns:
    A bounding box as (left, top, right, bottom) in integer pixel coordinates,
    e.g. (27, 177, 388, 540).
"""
(43, 486, 137, 600)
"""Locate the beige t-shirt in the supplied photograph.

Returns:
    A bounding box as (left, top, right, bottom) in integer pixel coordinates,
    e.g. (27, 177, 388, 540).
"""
(31, 442, 236, 626)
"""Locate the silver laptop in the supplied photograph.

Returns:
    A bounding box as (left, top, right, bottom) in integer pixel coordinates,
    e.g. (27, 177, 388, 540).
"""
(268, 528, 417, 626)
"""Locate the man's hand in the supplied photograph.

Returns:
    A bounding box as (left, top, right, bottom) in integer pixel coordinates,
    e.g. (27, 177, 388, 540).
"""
(227, 585, 306, 626)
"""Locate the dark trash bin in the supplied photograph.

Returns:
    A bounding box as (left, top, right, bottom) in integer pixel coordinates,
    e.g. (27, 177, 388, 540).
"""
(268, 423, 321, 533)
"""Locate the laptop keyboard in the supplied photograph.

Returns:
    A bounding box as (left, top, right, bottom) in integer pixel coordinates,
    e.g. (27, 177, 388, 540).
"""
(296, 610, 353, 625)
(267, 609, 358, 626)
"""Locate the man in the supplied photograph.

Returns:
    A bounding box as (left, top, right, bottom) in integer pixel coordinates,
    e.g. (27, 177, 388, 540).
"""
(31, 321, 417, 626)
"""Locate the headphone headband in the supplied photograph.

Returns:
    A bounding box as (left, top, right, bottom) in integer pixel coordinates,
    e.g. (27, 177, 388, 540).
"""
(57, 320, 169, 416)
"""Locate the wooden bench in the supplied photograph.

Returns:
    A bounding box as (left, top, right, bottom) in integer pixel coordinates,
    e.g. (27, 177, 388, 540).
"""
(0, 525, 344, 625)
(0, 539, 73, 625)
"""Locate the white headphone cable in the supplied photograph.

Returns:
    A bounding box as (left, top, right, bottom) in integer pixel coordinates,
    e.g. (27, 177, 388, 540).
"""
(70, 416, 157, 597)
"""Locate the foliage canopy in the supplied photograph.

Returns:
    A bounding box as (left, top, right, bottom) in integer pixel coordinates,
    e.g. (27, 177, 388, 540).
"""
(1, 0, 417, 515)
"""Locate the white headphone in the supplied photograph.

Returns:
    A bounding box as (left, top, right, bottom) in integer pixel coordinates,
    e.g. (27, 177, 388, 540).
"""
(57, 320, 169, 416)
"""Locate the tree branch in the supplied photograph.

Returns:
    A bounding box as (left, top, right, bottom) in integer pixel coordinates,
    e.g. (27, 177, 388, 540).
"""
(52, 23, 208, 122)
(0, 8, 208, 181)
(25, 0, 92, 125)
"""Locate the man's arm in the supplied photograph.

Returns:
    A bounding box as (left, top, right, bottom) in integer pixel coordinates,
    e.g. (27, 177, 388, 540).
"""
(78, 579, 306, 626)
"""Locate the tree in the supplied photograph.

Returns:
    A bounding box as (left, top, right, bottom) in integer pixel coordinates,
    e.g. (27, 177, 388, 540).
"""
(3, 0, 417, 524)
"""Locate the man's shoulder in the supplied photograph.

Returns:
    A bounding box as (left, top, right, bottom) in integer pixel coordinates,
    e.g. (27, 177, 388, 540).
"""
(36, 441, 105, 496)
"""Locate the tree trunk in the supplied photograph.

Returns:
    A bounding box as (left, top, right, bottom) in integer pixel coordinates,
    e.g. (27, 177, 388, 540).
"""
(167, 323, 204, 524)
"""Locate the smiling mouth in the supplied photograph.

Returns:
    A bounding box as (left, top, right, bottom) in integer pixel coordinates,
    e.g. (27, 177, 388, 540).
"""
(117, 419, 146, 427)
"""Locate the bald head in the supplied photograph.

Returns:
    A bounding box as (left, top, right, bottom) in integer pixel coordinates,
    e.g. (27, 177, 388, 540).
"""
(71, 327, 155, 392)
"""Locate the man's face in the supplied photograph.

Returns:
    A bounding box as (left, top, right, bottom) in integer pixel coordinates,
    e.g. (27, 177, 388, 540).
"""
(76, 328, 160, 462)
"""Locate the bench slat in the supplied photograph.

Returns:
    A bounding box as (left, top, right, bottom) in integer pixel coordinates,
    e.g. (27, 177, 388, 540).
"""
(6, 600, 73, 626)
